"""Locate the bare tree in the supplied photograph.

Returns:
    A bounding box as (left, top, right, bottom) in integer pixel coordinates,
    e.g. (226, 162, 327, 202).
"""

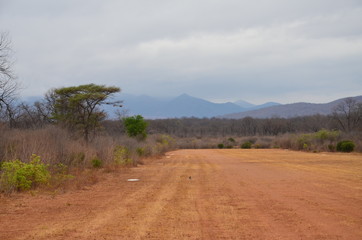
(333, 98, 362, 132)
(0, 32, 19, 127)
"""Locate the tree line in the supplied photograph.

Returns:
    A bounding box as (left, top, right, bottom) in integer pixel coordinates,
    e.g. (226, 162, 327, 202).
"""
(144, 113, 359, 138)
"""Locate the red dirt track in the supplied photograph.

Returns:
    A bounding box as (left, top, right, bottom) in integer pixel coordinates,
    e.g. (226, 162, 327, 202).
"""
(1, 149, 362, 239)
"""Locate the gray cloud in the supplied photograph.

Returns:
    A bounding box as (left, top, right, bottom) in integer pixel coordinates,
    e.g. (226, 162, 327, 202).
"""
(0, 0, 361, 104)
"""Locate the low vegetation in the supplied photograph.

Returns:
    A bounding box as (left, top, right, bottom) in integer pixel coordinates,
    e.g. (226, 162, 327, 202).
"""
(0, 125, 175, 194)
(336, 140, 355, 153)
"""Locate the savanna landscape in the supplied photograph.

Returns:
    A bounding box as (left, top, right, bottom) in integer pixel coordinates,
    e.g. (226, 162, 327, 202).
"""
(1, 2, 362, 239)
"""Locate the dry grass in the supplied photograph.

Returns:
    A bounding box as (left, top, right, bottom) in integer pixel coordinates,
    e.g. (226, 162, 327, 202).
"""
(0, 125, 175, 193)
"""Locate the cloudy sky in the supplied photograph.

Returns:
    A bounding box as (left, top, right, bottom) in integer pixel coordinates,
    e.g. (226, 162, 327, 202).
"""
(0, 0, 361, 104)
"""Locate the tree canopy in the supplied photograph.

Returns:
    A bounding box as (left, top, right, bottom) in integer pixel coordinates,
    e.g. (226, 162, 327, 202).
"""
(123, 115, 148, 140)
(52, 84, 121, 142)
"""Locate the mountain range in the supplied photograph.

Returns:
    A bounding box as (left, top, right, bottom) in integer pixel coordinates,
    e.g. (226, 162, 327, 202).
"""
(23, 94, 362, 119)
(117, 93, 280, 119)
(222, 95, 362, 119)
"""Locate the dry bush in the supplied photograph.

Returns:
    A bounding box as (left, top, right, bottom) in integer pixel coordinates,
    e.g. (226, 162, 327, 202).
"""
(0, 125, 177, 193)
(0, 126, 176, 168)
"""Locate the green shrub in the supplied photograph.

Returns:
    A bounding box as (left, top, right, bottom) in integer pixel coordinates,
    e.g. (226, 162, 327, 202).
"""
(136, 147, 145, 156)
(217, 143, 224, 149)
(297, 134, 312, 150)
(49, 163, 74, 187)
(303, 143, 309, 151)
(123, 115, 148, 140)
(91, 157, 103, 168)
(114, 146, 133, 165)
(241, 141, 252, 149)
(336, 140, 355, 153)
(0, 154, 50, 193)
(315, 129, 340, 143)
(228, 138, 235, 143)
(153, 135, 175, 155)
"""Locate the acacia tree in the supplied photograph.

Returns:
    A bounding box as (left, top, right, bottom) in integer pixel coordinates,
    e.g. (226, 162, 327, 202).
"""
(52, 84, 121, 142)
(0, 32, 19, 127)
(332, 98, 362, 132)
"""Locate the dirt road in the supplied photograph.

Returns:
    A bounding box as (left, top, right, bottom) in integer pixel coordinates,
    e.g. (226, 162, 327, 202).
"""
(1, 149, 362, 239)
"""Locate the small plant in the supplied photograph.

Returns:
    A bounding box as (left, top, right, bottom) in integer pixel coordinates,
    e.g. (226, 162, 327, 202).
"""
(336, 140, 355, 153)
(328, 144, 335, 152)
(297, 134, 312, 150)
(49, 163, 74, 188)
(91, 157, 103, 168)
(303, 143, 309, 151)
(69, 152, 85, 167)
(241, 141, 252, 149)
(114, 146, 133, 165)
(0, 154, 50, 194)
(217, 143, 224, 149)
(315, 129, 340, 143)
(136, 147, 145, 156)
(228, 138, 235, 143)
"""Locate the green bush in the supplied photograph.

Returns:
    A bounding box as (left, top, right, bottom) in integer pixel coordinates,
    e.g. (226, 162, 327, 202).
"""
(336, 140, 355, 153)
(0, 154, 50, 193)
(123, 115, 148, 140)
(297, 134, 312, 150)
(303, 143, 309, 151)
(241, 141, 252, 149)
(114, 146, 133, 165)
(91, 157, 103, 168)
(217, 143, 224, 149)
(315, 129, 340, 143)
(152, 135, 175, 155)
(49, 163, 74, 187)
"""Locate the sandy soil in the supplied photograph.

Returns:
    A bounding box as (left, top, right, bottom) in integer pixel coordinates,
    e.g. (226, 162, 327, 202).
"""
(1, 149, 361, 240)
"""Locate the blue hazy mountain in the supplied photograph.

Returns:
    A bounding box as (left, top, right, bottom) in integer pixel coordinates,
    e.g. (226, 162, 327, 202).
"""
(222, 96, 362, 119)
(23, 93, 359, 119)
(121, 93, 248, 119)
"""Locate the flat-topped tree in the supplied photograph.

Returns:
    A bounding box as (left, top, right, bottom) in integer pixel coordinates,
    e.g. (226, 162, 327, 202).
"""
(52, 84, 121, 142)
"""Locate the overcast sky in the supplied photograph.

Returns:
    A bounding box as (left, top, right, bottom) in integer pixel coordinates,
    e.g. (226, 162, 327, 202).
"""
(0, 0, 361, 104)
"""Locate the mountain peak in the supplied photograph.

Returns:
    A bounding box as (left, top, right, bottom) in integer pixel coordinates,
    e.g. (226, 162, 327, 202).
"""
(176, 93, 193, 99)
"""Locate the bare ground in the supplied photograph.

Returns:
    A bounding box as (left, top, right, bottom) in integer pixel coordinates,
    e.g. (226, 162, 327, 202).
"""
(1, 149, 361, 240)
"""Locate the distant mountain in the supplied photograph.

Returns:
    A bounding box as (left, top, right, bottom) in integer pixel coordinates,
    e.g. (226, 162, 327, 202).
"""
(24, 93, 357, 120)
(234, 100, 255, 108)
(156, 94, 243, 118)
(221, 96, 362, 119)
(247, 102, 281, 111)
(121, 94, 246, 118)
(112, 93, 279, 119)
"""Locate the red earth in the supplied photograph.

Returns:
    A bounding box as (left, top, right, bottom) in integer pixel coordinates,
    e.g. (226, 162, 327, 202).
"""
(1, 149, 361, 239)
